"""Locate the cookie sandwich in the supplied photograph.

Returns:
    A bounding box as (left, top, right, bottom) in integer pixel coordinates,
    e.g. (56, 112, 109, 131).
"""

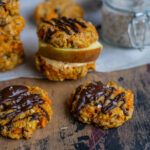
(35, 17, 103, 81)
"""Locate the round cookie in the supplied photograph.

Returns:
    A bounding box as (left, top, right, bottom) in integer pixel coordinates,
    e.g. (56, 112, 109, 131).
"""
(0, 85, 52, 139)
(0, 39, 24, 71)
(34, 0, 84, 23)
(38, 17, 99, 48)
(71, 81, 134, 129)
(35, 54, 95, 81)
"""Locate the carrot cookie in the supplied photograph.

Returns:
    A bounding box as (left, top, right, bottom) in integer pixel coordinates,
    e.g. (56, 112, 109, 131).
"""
(0, 0, 19, 15)
(0, 39, 24, 71)
(35, 17, 102, 81)
(34, 0, 84, 23)
(71, 81, 134, 129)
(0, 0, 19, 25)
(0, 85, 52, 139)
(0, 0, 19, 16)
(0, 16, 25, 37)
(0, 0, 25, 71)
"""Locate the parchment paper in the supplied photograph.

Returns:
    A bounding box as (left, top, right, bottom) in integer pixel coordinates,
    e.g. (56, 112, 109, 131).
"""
(0, 0, 150, 81)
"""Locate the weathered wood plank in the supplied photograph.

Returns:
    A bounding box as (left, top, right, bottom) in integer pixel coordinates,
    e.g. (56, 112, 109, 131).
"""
(0, 65, 149, 150)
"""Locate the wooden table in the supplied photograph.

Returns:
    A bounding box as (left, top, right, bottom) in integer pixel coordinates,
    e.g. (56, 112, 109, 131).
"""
(0, 65, 149, 150)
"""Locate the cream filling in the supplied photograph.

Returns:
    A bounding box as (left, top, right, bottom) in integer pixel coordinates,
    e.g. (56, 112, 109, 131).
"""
(40, 55, 95, 68)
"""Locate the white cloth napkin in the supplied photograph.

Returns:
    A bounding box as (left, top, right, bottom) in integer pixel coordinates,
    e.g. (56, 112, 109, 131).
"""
(0, 0, 150, 81)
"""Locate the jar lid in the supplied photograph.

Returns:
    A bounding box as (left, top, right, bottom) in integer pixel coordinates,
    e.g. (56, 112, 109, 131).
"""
(104, 0, 150, 13)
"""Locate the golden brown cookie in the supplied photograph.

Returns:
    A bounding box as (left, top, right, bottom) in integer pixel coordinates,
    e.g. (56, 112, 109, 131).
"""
(0, 0, 25, 72)
(0, 39, 24, 71)
(35, 54, 95, 81)
(38, 17, 99, 48)
(0, 16, 25, 37)
(0, 85, 52, 139)
(34, 0, 84, 23)
(71, 81, 134, 129)
(0, 0, 20, 29)
(0, 28, 20, 41)
(0, 0, 19, 20)
(36, 17, 102, 81)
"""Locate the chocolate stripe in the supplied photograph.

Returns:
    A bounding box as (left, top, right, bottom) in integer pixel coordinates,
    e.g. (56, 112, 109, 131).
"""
(44, 28, 57, 43)
(0, 86, 44, 121)
(102, 93, 125, 113)
(52, 18, 72, 35)
(2, 113, 41, 130)
(39, 106, 50, 121)
(61, 17, 81, 33)
(73, 82, 128, 116)
(42, 17, 87, 40)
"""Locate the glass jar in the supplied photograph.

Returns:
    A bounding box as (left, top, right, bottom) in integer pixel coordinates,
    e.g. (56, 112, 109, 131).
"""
(101, 0, 150, 49)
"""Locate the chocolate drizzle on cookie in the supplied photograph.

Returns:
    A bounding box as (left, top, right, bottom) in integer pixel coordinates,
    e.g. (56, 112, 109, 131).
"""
(41, 17, 87, 42)
(101, 93, 126, 114)
(73, 82, 128, 116)
(0, 85, 47, 123)
(44, 28, 57, 43)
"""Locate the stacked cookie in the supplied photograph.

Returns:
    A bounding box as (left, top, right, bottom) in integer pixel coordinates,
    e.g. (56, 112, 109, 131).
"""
(34, 0, 102, 81)
(0, 0, 25, 71)
(35, 17, 103, 81)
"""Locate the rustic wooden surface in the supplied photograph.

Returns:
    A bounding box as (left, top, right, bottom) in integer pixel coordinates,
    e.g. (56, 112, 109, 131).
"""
(0, 65, 149, 150)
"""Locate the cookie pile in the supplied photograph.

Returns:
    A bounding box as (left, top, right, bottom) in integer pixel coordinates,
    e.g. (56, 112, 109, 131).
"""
(0, 0, 25, 71)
